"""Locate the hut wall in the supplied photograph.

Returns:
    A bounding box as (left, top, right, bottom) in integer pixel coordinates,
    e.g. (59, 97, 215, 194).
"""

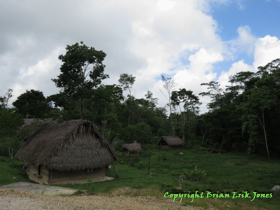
(27, 165, 49, 184)
(159, 145, 170, 150)
(170, 145, 182, 149)
(49, 168, 105, 184)
(124, 149, 139, 156)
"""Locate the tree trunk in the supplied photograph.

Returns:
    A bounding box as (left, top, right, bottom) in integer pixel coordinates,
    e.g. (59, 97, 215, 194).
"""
(253, 108, 270, 162)
(200, 127, 207, 142)
(178, 105, 185, 142)
(261, 108, 270, 161)
(80, 97, 84, 119)
(169, 99, 175, 136)
(159, 114, 165, 129)
(101, 120, 107, 136)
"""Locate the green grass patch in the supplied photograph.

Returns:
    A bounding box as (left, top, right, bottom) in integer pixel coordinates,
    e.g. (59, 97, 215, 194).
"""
(1, 147, 280, 209)
(0, 156, 30, 185)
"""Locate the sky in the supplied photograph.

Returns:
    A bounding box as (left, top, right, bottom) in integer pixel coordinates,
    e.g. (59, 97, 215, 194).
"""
(1, 0, 280, 114)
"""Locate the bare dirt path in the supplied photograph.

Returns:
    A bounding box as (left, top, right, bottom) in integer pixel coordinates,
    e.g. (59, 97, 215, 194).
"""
(0, 189, 211, 210)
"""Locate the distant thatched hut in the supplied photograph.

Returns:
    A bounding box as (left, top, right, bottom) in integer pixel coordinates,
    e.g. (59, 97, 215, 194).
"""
(157, 136, 184, 150)
(18, 118, 57, 142)
(15, 120, 117, 184)
(122, 141, 142, 156)
(22, 118, 56, 128)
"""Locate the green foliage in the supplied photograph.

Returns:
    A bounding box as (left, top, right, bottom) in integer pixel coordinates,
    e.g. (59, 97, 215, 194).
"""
(0, 156, 29, 185)
(0, 90, 24, 156)
(118, 73, 136, 96)
(135, 161, 147, 169)
(183, 165, 207, 181)
(0, 109, 23, 137)
(0, 89, 13, 110)
(196, 58, 280, 156)
(89, 84, 123, 129)
(104, 130, 124, 151)
(52, 41, 109, 119)
(12, 89, 50, 118)
(87, 176, 93, 184)
(2, 148, 280, 209)
(0, 136, 22, 156)
(116, 151, 123, 156)
(121, 122, 152, 143)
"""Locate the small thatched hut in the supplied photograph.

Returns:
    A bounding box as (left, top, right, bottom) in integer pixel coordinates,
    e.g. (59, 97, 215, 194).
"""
(157, 136, 184, 150)
(122, 141, 142, 156)
(15, 120, 117, 184)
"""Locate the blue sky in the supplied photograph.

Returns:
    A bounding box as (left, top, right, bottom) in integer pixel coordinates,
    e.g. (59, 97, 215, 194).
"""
(208, 0, 280, 80)
(0, 0, 280, 114)
(211, 0, 280, 39)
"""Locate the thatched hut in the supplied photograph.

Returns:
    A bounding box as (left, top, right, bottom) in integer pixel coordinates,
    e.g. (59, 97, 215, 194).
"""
(15, 120, 117, 184)
(157, 136, 184, 150)
(122, 141, 142, 156)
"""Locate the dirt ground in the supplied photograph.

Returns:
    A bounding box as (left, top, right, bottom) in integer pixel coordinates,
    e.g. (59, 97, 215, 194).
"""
(0, 189, 213, 210)
(0, 183, 217, 210)
(0, 182, 79, 195)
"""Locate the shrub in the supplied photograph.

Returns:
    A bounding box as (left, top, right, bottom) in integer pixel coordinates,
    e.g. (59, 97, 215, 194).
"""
(0, 136, 22, 157)
(135, 161, 147, 169)
(183, 166, 206, 181)
(121, 122, 152, 143)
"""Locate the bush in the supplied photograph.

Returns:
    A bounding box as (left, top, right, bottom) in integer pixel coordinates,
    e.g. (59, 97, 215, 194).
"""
(0, 109, 23, 136)
(0, 136, 22, 157)
(135, 161, 147, 169)
(121, 122, 152, 143)
(183, 166, 206, 181)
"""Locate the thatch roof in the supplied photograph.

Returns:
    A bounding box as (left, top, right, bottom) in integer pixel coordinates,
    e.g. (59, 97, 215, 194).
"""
(123, 142, 142, 152)
(19, 119, 57, 142)
(23, 118, 56, 128)
(16, 120, 117, 171)
(157, 136, 184, 146)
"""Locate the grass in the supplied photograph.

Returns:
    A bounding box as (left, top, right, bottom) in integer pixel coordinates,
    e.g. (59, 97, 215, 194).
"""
(0, 145, 280, 209)
(0, 156, 31, 185)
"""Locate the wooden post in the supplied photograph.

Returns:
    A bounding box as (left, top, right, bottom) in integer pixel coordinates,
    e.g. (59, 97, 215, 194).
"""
(148, 157, 151, 175)
(179, 175, 183, 190)
(112, 162, 119, 178)
(49, 170, 53, 184)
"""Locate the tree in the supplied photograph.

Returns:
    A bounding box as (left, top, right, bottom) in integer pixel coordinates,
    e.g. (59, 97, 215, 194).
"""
(200, 81, 225, 110)
(238, 61, 279, 161)
(0, 89, 24, 136)
(52, 42, 109, 119)
(12, 89, 50, 118)
(171, 88, 201, 143)
(90, 84, 123, 134)
(118, 73, 136, 96)
(240, 86, 276, 161)
(0, 89, 13, 110)
(0, 89, 24, 156)
(145, 90, 158, 110)
(121, 122, 152, 143)
(161, 75, 177, 136)
(118, 73, 136, 125)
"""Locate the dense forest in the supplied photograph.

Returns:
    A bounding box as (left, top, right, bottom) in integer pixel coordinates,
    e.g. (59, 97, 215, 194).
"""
(1, 42, 280, 159)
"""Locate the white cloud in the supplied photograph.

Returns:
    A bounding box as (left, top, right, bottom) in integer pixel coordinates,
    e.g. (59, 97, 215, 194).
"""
(150, 48, 223, 114)
(129, 0, 225, 104)
(236, 26, 257, 55)
(217, 60, 255, 89)
(1, 0, 278, 116)
(228, 26, 257, 57)
(216, 34, 280, 95)
(173, 48, 223, 113)
(253, 35, 280, 69)
(10, 47, 64, 104)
